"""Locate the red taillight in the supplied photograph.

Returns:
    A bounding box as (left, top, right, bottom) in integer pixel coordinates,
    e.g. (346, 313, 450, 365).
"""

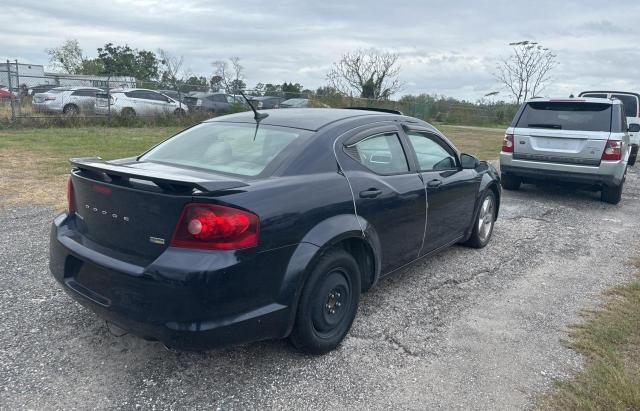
(171, 204, 259, 250)
(67, 177, 77, 214)
(601, 140, 623, 161)
(502, 133, 514, 153)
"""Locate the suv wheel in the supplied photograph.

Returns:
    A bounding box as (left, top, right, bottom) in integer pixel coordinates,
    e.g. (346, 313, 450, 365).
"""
(601, 181, 624, 204)
(501, 173, 521, 190)
(629, 145, 638, 166)
(290, 249, 361, 354)
(464, 191, 497, 249)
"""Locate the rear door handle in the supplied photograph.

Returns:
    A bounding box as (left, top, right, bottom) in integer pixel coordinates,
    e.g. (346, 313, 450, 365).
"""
(359, 188, 382, 198)
(427, 179, 443, 188)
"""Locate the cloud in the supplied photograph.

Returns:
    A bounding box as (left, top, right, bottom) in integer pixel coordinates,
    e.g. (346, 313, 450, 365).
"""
(2, 0, 640, 100)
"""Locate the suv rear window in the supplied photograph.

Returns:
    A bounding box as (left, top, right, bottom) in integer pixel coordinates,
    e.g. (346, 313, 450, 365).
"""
(515, 101, 612, 132)
(140, 123, 311, 176)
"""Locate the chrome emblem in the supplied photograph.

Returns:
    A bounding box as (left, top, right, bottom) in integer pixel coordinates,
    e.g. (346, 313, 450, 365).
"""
(149, 236, 165, 245)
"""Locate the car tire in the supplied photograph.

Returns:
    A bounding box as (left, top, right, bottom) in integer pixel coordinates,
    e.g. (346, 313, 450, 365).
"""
(63, 104, 79, 116)
(464, 191, 497, 249)
(501, 173, 521, 190)
(121, 107, 136, 118)
(174, 108, 186, 116)
(628, 145, 638, 166)
(601, 181, 624, 205)
(290, 249, 361, 355)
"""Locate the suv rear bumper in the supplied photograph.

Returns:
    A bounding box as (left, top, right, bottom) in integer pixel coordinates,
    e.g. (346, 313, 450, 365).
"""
(500, 153, 626, 186)
(49, 213, 304, 350)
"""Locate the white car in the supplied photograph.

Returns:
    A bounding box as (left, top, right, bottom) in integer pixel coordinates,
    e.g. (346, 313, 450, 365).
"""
(579, 91, 640, 165)
(95, 88, 188, 116)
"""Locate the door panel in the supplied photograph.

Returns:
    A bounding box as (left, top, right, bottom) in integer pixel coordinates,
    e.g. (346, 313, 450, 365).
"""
(339, 128, 426, 274)
(403, 129, 478, 254)
(420, 169, 478, 253)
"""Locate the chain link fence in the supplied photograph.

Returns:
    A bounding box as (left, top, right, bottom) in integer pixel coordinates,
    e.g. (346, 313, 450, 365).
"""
(0, 60, 517, 128)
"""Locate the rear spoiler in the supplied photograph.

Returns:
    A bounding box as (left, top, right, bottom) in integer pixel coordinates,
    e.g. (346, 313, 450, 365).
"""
(69, 157, 249, 193)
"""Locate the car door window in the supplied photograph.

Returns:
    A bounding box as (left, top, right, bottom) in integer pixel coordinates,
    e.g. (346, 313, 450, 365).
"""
(406, 131, 457, 171)
(71, 89, 97, 97)
(582, 93, 607, 99)
(346, 133, 409, 175)
(125, 90, 147, 100)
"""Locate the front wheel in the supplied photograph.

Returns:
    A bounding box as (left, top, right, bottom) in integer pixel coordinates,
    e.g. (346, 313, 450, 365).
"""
(464, 191, 497, 249)
(290, 249, 361, 355)
(174, 108, 186, 116)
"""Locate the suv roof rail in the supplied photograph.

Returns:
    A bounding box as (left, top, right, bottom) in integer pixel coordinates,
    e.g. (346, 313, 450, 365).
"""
(345, 106, 403, 115)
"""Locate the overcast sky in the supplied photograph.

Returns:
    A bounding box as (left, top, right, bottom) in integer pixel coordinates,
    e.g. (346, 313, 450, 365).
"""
(3, 0, 640, 101)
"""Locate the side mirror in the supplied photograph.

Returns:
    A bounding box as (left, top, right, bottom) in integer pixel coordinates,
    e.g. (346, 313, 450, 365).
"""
(460, 153, 479, 169)
(628, 123, 640, 133)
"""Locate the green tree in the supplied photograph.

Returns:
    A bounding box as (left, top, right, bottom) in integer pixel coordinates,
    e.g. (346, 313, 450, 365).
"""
(96, 43, 160, 80)
(264, 83, 281, 95)
(45, 39, 85, 73)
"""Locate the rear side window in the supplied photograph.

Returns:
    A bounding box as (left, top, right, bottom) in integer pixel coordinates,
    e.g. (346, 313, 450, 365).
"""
(140, 123, 311, 177)
(612, 94, 639, 118)
(515, 102, 612, 132)
(345, 133, 409, 175)
(71, 89, 98, 97)
(582, 93, 607, 99)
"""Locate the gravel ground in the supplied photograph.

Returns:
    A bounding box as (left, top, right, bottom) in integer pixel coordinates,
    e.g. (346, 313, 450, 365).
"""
(1, 167, 639, 410)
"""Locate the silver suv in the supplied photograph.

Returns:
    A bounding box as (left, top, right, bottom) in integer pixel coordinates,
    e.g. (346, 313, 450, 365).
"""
(500, 97, 639, 204)
(32, 86, 103, 115)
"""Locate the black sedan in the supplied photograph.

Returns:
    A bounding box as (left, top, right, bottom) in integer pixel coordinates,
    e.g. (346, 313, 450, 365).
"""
(50, 108, 501, 354)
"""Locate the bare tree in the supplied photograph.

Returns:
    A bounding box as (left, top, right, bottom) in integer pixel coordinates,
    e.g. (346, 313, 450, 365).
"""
(494, 41, 558, 104)
(211, 57, 245, 93)
(326, 50, 402, 100)
(158, 49, 186, 110)
(45, 39, 85, 73)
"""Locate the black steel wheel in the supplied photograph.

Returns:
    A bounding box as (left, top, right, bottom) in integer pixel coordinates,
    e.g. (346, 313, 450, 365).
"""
(290, 249, 360, 354)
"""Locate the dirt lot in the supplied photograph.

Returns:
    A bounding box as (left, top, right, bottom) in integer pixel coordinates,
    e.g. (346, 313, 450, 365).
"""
(1, 141, 638, 408)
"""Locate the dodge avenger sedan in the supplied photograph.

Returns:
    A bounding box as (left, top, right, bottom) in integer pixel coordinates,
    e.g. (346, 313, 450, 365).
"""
(50, 108, 501, 354)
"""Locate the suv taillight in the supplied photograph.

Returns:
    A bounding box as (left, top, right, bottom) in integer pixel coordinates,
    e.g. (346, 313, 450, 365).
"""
(601, 140, 623, 161)
(67, 177, 77, 214)
(171, 204, 259, 250)
(501, 133, 514, 153)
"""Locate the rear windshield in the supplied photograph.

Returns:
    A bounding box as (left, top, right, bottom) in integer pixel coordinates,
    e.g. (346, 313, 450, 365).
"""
(612, 94, 639, 118)
(140, 122, 311, 176)
(515, 101, 612, 132)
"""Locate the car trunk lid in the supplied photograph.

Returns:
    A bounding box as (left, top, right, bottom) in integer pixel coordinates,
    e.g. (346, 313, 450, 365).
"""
(513, 100, 613, 166)
(69, 157, 248, 261)
(512, 129, 610, 166)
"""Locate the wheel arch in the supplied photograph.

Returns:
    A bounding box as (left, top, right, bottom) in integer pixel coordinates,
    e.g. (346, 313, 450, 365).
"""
(277, 214, 382, 335)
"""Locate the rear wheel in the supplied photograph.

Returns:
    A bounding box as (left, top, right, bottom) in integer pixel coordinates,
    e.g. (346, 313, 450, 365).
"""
(601, 181, 624, 204)
(290, 249, 361, 354)
(63, 104, 79, 116)
(464, 191, 496, 249)
(121, 107, 136, 117)
(174, 108, 186, 116)
(628, 145, 638, 166)
(501, 173, 521, 190)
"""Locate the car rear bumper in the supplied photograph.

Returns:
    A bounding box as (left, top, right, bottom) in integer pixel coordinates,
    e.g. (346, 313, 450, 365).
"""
(500, 153, 626, 186)
(49, 213, 305, 350)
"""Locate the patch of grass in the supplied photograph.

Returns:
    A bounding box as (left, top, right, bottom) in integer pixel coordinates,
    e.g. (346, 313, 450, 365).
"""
(540, 266, 640, 410)
(0, 127, 181, 208)
(437, 125, 504, 161)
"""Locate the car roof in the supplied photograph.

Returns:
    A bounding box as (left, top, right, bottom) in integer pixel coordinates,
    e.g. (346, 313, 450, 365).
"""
(207, 108, 404, 131)
(580, 90, 640, 98)
(525, 97, 621, 105)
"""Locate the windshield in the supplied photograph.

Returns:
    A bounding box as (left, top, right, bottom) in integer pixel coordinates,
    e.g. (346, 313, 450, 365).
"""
(140, 122, 311, 176)
(516, 101, 612, 132)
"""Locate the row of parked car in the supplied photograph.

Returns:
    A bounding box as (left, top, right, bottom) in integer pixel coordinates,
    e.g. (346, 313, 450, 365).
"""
(29, 86, 319, 117)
